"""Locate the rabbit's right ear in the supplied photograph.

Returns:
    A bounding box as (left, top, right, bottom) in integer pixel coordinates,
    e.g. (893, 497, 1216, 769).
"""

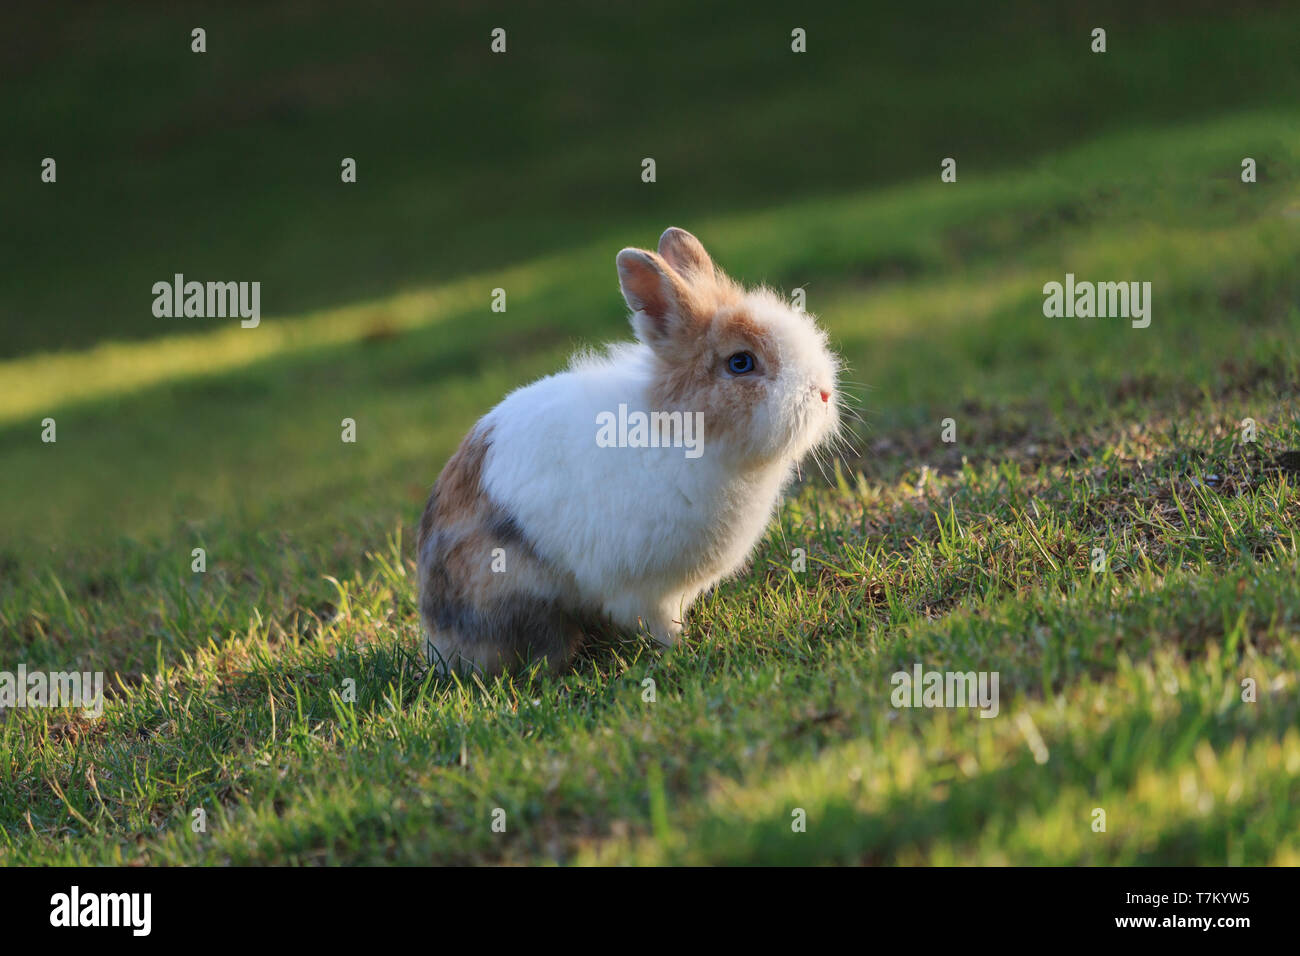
(616, 248, 699, 349)
(657, 227, 714, 279)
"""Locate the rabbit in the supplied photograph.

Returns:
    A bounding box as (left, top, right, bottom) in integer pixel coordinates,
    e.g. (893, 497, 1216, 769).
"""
(417, 227, 843, 675)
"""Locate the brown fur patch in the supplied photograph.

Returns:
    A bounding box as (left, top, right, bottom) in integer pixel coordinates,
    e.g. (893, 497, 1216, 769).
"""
(417, 425, 586, 675)
(622, 245, 746, 359)
(642, 266, 750, 407)
(648, 301, 779, 438)
(716, 308, 775, 354)
(422, 427, 490, 533)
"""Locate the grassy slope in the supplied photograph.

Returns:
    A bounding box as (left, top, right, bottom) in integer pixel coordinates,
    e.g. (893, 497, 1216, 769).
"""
(2, 108, 1298, 864)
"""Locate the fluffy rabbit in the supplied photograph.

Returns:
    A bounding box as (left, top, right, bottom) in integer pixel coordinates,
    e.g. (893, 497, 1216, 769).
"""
(418, 227, 842, 674)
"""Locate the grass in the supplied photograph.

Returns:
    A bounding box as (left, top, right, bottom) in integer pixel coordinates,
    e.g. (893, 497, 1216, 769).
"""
(2, 3, 1299, 864)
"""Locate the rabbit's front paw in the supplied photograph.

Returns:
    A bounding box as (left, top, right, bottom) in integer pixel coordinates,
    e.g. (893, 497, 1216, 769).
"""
(648, 615, 683, 649)
(605, 595, 683, 648)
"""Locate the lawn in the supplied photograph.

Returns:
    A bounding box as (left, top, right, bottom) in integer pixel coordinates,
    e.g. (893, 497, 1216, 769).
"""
(1, 1, 1298, 864)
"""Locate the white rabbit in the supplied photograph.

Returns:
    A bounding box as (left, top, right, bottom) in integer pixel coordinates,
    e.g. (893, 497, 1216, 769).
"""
(418, 227, 842, 674)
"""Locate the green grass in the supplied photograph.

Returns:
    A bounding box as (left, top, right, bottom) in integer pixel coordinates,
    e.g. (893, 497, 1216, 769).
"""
(2, 3, 1299, 864)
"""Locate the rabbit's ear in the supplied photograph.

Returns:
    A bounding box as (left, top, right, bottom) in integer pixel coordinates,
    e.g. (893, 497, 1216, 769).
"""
(657, 227, 714, 279)
(617, 248, 698, 348)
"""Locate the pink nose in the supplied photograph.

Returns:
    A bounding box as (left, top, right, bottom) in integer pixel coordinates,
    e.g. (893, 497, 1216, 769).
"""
(819, 389, 830, 403)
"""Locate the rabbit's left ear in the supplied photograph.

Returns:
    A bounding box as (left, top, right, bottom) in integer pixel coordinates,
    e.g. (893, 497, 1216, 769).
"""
(616, 248, 700, 349)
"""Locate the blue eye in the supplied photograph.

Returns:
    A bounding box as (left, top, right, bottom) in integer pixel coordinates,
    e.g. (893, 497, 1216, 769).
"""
(727, 351, 756, 375)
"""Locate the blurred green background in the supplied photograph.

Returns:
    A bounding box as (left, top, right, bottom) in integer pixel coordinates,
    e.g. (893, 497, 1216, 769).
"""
(4, 0, 1299, 356)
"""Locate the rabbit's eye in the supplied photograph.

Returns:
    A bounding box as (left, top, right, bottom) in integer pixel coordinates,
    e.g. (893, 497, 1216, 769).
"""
(726, 351, 756, 375)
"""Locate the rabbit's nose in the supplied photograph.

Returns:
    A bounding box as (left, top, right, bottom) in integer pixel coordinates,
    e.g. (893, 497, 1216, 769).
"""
(819, 389, 830, 403)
